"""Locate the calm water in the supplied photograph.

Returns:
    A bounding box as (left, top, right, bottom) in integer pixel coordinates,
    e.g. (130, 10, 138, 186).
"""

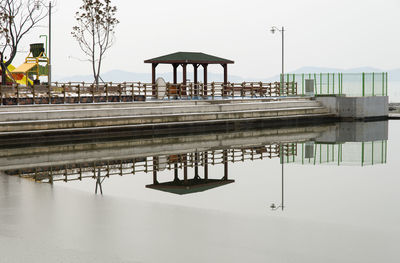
(0, 121, 399, 263)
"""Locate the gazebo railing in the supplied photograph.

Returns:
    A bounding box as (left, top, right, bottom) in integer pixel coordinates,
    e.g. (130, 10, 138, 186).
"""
(0, 81, 297, 105)
(163, 81, 296, 99)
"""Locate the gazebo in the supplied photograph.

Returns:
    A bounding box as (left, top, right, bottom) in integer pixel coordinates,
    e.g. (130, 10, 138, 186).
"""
(146, 151, 233, 195)
(144, 52, 234, 95)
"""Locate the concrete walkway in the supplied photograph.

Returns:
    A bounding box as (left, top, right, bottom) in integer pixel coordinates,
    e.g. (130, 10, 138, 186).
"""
(0, 97, 335, 133)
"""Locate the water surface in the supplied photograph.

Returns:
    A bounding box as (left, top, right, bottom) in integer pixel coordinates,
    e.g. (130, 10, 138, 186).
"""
(0, 121, 398, 263)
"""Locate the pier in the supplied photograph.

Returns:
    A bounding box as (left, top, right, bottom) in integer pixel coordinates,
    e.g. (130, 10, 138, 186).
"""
(0, 61, 389, 134)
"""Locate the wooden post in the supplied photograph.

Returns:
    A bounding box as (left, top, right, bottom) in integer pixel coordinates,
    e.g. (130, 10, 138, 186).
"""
(77, 84, 80, 103)
(173, 64, 178, 84)
(223, 150, 228, 180)
(193, 64, 199, 96)
(223, 64, 228, 96)
(153, 156, 158, 184)
(106, 83, 109, 102)
(48, 84, 51, 104)
(63, 84, 66, 103)
(49, 167, 53, 185)
(16, 84, 19, 105)
(79, 164, 82, 181)
(204, 152, 208, 180)
(152, 63, 157, 96)
(183, 154, 188, 184)
(92, 84, 95, 103)
(32, 85, 35, 104)
(203, 64, 208, 96)
(182, 63, 187, 96)
(194, 152, 199, 178)
(174, 163, 178, 181)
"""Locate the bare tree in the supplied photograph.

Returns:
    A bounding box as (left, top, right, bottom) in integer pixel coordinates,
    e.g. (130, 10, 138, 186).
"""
(0, 0, 48, 84)
(71, 0, 119, 86)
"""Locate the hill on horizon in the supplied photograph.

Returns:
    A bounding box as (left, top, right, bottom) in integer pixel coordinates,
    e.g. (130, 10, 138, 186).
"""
(55, 66, 400, 83)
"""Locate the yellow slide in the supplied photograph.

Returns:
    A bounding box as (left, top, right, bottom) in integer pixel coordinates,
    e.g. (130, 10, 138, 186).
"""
(8, 63, 34, 85)
(1, 62, 33, 85)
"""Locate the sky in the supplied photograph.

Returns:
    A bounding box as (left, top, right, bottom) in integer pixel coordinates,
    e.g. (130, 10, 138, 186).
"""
(10, 0, 400, 80)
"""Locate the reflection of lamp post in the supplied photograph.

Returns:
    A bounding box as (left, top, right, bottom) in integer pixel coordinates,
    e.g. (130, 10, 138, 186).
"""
(35, 1, 52, 85)
(270, 26, 285, 95)
(270, 144, 285, 211)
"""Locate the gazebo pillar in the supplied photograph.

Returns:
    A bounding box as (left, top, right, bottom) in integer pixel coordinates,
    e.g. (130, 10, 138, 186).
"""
(222, 64, 228, 96)
(204, 151, 208, 180)
(183, 154, 188, 184)
(202, 64, 208, 96)
(194, 152, 199, 178)
(153, 156, 158, 184)
(173, 63, 178, 84)
(223, 150, 228, 180)
(193, 64, 199, 96)
(174, 163, 178, 181)
(182, 63, 187, 95)
(152, 63, 158, 96)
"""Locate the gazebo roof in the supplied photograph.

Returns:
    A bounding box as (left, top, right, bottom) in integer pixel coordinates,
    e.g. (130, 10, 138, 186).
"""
(144, 52, 234, 64)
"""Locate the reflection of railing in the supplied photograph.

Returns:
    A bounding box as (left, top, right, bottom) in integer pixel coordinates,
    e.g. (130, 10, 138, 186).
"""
(6, 143, 297, 183)
(0, 81, 297, 105)
(4, 139, 387, 183)
(283, 72, 388, 97)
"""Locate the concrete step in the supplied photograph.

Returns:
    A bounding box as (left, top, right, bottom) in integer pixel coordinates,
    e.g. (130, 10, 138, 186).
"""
(0, 100, 323, 121)
(0, 97, 313, 112)
(0, 106, 332, 132)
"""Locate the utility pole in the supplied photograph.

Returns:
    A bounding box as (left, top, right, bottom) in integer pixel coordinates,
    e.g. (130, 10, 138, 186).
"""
(48, 1, 52, 86)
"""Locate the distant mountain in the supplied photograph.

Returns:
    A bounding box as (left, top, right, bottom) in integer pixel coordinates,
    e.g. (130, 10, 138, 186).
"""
(56, 67, 400, 83)
(56, 69, 250, 83)
(388, 68, 400, 81)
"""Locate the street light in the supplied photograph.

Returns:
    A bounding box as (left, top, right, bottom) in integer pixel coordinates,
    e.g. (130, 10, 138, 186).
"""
(270, 26, 285, 95)
(39, 35, 47, 55)
(35, 1, 53, 86)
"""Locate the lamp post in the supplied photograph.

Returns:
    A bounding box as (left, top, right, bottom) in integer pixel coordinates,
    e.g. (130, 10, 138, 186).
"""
(35, 1, 52, 86)
(39, 35, 47, 55)
(270, 26, 285, 95)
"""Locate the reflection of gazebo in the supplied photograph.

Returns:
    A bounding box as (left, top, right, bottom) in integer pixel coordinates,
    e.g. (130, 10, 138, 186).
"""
(146, 178, 234, 195)
(144, 52, 234, 95)
(146, 151, 234, 195)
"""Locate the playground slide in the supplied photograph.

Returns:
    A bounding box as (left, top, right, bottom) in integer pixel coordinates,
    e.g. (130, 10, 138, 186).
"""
(8, 63, 33, 85)
(1, 62, 33, 85)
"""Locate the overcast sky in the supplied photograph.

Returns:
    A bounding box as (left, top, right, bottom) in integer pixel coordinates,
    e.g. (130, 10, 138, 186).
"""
(12, 0, 400, 79)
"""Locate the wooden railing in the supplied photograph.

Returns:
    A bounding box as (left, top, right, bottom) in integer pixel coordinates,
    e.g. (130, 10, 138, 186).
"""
(0, 81, 297, 105)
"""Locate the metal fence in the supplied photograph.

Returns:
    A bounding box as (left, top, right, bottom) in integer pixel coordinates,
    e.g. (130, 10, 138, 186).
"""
(290, 141, 387, 166)
(283, 72, 388, 97)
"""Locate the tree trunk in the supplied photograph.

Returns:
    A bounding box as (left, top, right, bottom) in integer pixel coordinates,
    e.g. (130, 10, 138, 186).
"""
(4, 47, 17, 68)
(0, 52, 6, 85)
